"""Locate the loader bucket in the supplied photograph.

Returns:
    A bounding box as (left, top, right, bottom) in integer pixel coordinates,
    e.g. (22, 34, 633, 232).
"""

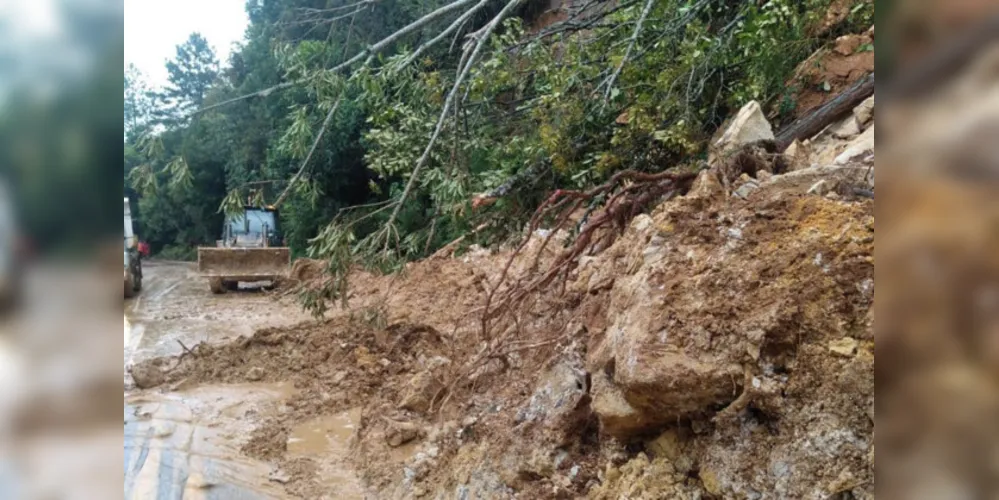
(197, 247, 291, 281)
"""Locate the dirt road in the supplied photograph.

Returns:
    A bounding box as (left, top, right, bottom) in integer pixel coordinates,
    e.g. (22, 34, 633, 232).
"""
(124, 261, 365, 499)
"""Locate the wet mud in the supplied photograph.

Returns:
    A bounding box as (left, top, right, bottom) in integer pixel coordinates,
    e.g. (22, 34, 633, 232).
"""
(124, 261, 363, 499)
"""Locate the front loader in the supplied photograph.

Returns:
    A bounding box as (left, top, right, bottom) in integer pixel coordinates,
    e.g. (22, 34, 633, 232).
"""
(198, 206, 290, 294)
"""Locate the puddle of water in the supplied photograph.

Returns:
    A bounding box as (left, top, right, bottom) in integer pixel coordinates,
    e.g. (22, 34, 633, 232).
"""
(287, 408, 367, 498)
(124, 383, 297, 500)
(287, 407, 361, 456)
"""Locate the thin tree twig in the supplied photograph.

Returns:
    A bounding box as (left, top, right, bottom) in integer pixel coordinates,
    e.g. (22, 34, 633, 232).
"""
(600, 0, 654, 104)
(273, 94, 344, 208)
(382, 0, 526, 233)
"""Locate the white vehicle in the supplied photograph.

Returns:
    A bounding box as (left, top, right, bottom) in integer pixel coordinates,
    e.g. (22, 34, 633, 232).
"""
(0, 181, 19, 309)
(124, 198, 142, 298)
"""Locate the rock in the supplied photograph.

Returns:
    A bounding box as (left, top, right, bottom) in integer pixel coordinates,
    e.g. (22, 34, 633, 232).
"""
(710, 101, 775, 164)
(614, 350, 742, 432)
(399, 370, 443, 413)
(733, 178, 760, 199)
(853, 95, 874, 127)
(129, 364, 165, 389)
(761, 165, 873, 194)
(688, 169, 724, 199)
(834, 126, 874, 165)
(426, 356, 451, 370)
(829, 115, 861, 139)
(332, 370, 348, 385)
(630, 214, 653, 233)
(590, 371, 655, 439)
(268, 469, 292, 484)
(514, 359, 590, 434)
(615, 109, 630, 125)
(700, 468, 723, 496)
(646, 429, 685, 463)
(386, 421, 421, 447)
(829, 337, 859, 357)
(833, 34, 863, 56)
(413, 486, 427, 497)
(784, 139, 812, 171)
(461, 416, 478, 428)
(807, 180, 831, 196)
(246, 366, 265, 381)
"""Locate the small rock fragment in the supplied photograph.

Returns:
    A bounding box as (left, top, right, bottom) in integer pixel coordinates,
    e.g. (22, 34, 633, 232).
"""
(734, 179, 760, 199)
(807, 180, 831, 196)
(268, 469, 292, 484)
(246, 366, 265, 381)
(386, 421, 420, 447)
(853, 95, 874, 127)
(689, 169, 724, 199)
(129, 364, 165, 389)
(399, 371, 443, 413)
(829, 116, 861, 139)
(829, 337, 859, 357)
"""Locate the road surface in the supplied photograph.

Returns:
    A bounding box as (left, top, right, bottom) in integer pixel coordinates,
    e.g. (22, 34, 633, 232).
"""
(124, 261, 320, 499)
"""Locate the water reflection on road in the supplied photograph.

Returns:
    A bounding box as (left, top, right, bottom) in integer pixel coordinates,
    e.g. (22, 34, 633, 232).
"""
(124, 384, 294, 500)
(123, 261, 363, 499)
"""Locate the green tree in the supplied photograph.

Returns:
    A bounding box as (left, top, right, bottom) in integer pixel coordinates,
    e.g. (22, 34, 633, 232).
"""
(155, 33, 220, 123)
(124, 63, 154, 139)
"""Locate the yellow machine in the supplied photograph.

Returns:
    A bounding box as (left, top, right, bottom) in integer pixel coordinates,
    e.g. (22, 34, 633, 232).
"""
(198, 206, 290, 293)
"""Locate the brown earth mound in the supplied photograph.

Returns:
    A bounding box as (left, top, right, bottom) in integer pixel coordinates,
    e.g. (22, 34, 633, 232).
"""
(789, 28, 874, 119)
(133, 153, 873, 498)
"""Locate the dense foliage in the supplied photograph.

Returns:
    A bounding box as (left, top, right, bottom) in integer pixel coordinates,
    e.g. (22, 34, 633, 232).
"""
(124, 0, 872, 307)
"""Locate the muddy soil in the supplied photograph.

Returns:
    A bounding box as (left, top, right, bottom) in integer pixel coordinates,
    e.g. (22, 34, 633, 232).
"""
(127, 61, 874, 497)
(124, 261, 366, 499)
(131, 163, 874, 499)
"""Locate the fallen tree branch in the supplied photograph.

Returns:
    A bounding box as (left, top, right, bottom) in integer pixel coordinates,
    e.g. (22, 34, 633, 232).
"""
(194, 0, 480, 116)
(399, 0, 494, 69)
(775, 72, 875, 151)
(272, 94, 345, 209)
(383, 0, 526, 232)
(600, 0, 654, 104)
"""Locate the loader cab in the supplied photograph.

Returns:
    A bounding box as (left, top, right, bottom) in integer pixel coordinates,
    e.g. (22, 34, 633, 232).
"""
(223, 207, 282, 248)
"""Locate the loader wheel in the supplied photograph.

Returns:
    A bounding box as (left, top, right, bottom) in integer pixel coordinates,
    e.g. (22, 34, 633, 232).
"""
(124, 275, 136, 298)
(209, 277, 226, 294)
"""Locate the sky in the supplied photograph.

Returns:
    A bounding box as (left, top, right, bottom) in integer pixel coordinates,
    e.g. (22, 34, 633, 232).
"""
(124, 0, 249, 89)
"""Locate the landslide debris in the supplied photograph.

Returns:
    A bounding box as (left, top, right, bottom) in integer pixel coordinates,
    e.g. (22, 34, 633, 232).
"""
(131, 66, 875, 500)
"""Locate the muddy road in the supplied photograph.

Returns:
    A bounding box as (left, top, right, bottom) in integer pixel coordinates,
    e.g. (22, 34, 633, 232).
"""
(124, 261, 364, 500)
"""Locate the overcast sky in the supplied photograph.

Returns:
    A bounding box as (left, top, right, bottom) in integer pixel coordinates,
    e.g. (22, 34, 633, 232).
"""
(124, 0, 248, 89)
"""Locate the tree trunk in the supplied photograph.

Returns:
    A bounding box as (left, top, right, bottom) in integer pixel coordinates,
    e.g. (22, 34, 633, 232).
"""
(775, 73, 875, 151)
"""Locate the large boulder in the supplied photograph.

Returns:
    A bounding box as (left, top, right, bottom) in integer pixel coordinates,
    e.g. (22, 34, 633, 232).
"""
(710, 101, 775, 165)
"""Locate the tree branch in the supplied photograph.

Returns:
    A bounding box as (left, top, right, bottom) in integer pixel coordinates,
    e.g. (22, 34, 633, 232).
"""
(600, 0, 654, 104)
(400, 0, 494, 69)
(383, 0, 526, 231)
(194, 0, 480, 116)
(272, 95, 344, 209)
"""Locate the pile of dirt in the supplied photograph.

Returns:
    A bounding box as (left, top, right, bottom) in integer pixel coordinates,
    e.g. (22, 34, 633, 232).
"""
(132, 91, 875, 500)
(789, 27, 875, 119)
(289, 258, 326, 283)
